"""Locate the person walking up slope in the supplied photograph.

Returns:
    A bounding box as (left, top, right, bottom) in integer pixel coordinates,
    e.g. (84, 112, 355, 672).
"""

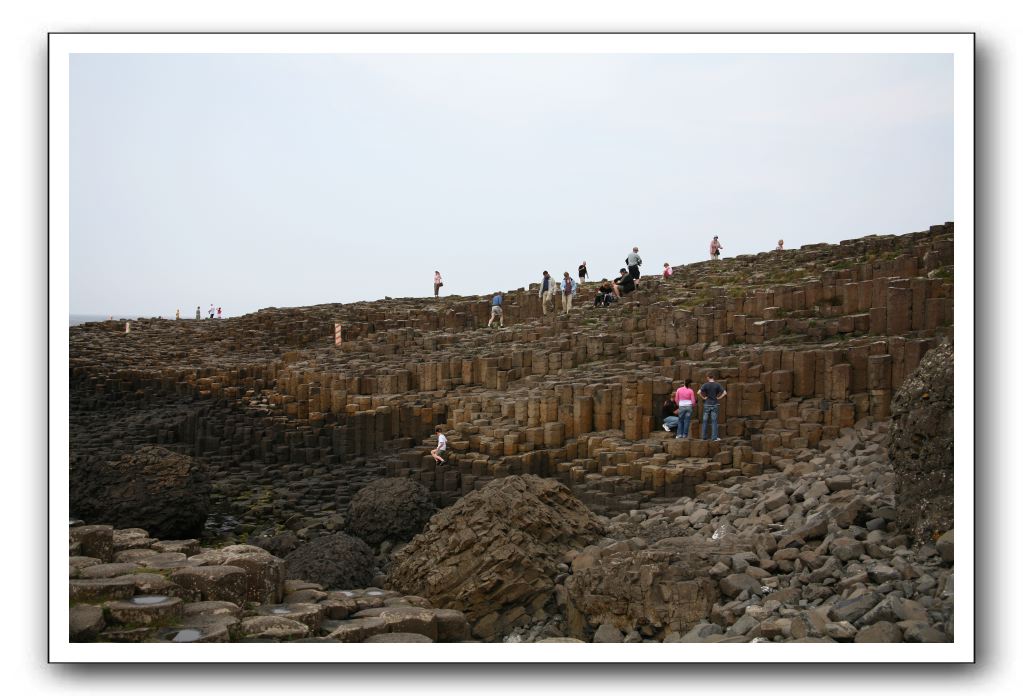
(559, 272, 577, 314)
(488, 293, 504, 328)
(431, 426, 448, 462)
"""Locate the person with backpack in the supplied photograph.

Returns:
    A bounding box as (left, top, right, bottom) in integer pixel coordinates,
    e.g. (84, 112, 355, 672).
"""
(559, 271, 577, 314)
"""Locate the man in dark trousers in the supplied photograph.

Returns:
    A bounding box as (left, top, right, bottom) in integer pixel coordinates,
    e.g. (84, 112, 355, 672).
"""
(614, 267, 636, 296)
(699, 372, 728, 441)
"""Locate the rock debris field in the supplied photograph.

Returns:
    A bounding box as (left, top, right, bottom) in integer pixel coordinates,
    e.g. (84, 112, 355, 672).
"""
(69, 222, 955, 644)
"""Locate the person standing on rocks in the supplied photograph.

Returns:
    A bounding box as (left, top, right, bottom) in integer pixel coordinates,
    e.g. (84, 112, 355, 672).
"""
(776, 239, 784, 251)
(431, 426, 448, 463)
(626, 247, 642, 288)
(539, 270, 554, 315)
(195, 306, 201, 320)
(488, 293, 504, 328)
(434, 271, 443, 297)
(710, 236, 723, 260)
(674, 379, 696, 438)
(578, 261, 588, 284)
(208, 304, 215, 319)
(559, 272, 576, 314)
(699, 373, 727, 441)
(175, 308, 180, 320)
(216, 307, 222, 320)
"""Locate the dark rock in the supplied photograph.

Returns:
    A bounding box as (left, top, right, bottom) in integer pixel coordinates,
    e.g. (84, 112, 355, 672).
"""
(347, 478, 437, 546)
(284, 533, 376, 590)
(887, 341, 954, 542)
(720, 573, 762, 599)
(854, 621, 903, 642)
(70, 446, 211, 539)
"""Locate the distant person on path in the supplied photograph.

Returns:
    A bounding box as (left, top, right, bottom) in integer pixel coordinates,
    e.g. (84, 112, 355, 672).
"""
(626, 247, 643, 288)
(539, 270, 554, 315)
(776, 239, 784, 251)
(175, 308, 180, 320)
(217, 307, 222, 319)
(208, 304, 215, 319)
(663, 262, 673, 278)
(559, 272, 577, 314)
(578, 261, 588, 284)
(431, 426, 448, 462)
(660, 396, 680, 432)
(195, 306, 201, 320)
(434, 271, 443, 297)
(699, 373, 728, 441)
(674, 379, 696, 438)
(594, 279, 618, 307)
(710, 236, 723, 260)
(614, 267, 636, 297)
(488, 293, 504, 328)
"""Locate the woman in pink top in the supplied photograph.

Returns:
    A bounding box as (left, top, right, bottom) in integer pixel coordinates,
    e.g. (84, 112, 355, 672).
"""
(434, 271, 443, 297)
(674, 379, 696, 438)
(663, 262, 673, 278)
(710, 236, 723, 259)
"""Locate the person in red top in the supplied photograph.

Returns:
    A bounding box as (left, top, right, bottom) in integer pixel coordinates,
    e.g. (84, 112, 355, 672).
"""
(663, 262, 673, 278)
(674, 379, 696, 438)
(710, 236, 723, 259)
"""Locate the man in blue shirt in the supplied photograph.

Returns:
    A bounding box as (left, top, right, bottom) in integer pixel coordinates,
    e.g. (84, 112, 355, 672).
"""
(699, 373, 728, 441)
(488, 293, 504, 328)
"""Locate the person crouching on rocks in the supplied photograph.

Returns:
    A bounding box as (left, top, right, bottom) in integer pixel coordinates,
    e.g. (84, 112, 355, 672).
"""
(660, 396, 679, 432)
(431, 426, 448, 462)
(594, 278, 618, 307)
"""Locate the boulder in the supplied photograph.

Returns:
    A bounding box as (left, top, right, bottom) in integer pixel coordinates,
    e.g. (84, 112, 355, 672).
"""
(387, 475, 604, 642)
(887, 341, 954, 542)
(70, 446, 211, 539)
(284, 533, 376, 590)
(347, 478, 437, 546)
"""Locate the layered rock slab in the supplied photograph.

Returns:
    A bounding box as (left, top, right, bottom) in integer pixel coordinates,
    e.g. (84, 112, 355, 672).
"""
(387, 474, 605, 641)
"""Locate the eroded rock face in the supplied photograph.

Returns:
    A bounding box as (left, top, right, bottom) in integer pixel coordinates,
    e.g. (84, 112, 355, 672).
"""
(70, 446, 210, 539)
(386, 474, 605, 641)
(887, 341, 954, 542)
(284, 534, 376, 590)
(347, 478, 436, 546)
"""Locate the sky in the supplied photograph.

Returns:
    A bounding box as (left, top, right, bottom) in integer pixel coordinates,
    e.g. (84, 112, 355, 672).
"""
(69, 52, 953, 317)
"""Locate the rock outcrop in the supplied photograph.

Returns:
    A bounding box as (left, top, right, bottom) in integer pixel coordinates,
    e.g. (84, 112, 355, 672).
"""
(347, 478, 436, 546)
(284, 533, 376, 590)
(70, 446, 210, 539)
(387, 475, 605, 641)
(887, 340, 954, 542)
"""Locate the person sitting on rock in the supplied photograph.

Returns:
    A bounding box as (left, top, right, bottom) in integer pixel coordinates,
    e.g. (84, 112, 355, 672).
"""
(594, 278, 618, 307)
(660, 396, 679, 432)
(431, 426, 448, 462)
(663, 262, 673, 278)
(614, 267, 636, 296)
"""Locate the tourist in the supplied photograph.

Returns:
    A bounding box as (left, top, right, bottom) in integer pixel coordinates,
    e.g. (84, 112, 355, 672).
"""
(710, 236, 723, 260)
(594, 279, 617, 307)
(488, 293, 504, 328)
(431, 426, 448, 463)
(776, 239, 784, 251)
(208, 304, 215, 319)
(578, 261, 588, 284)
(674, 379, 696, 438)
(539, 270, 554, 315)
(195, 306, 200, 320)
(699, 373, 728, 441)
(559, 271, 577, 314)
(434, 271, 443, 297)
(614, 267, 636, 296)
(216, 307, 222, 319)
(626, 246, 643, 288)
(663, 262, 673, 278)
(660, 396, 679, 432)
(175, 308, 180, 320)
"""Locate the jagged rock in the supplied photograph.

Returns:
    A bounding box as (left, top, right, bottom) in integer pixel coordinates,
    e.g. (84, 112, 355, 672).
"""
(347, 478, 436, 546)
(387, 475, 604, 641)
(854, 621, 903, 642)
(190, 544, 285, 604)
(888, 341, 954, 542)
(936, 529, 954, 563)
(284, 533, 376, 590)
(70, 446, 210, 539)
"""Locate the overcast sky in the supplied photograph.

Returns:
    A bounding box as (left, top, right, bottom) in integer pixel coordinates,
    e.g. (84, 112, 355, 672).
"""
(69, 52, 953, 317)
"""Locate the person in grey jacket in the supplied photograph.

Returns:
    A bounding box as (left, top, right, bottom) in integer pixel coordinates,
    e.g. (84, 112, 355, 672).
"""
(626, 247, 643, 289)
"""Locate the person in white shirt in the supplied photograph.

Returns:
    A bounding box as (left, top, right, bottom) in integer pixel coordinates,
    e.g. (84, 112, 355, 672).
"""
(431, 426, 448, 462)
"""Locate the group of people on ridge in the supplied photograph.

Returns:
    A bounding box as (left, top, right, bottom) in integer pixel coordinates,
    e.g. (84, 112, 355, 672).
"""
(660, 373, 728, 441)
